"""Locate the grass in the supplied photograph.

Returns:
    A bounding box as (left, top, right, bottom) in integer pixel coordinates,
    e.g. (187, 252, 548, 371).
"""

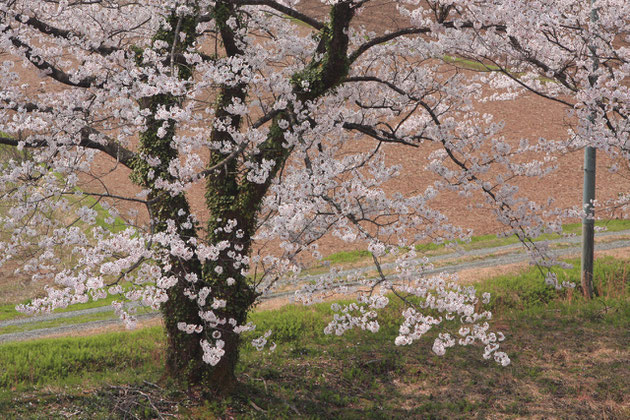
(442, 55, 556, 84)
(323, 249, 372, 265)
(0, 285, 146, 323)
(0, 312, 116, 336)
(0, 257, 628, 418)
(477, 256, 629, 313)
(0, 327, 165, 391)
(443, 55, 501, 72)
(419, 219, 630, 253)
(0, 294, 123, 323)
(0, 305, 24, 323)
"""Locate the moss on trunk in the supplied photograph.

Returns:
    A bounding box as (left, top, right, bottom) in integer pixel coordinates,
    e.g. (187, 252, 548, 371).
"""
(127, 2, 357, 394)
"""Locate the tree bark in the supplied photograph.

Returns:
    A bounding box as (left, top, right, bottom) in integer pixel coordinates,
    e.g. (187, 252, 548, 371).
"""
(132, 2, 356, 394)
(161, 275, 243, 394)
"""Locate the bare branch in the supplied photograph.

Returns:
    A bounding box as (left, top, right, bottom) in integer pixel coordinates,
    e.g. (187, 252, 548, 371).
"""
(202, 0, 324, 30)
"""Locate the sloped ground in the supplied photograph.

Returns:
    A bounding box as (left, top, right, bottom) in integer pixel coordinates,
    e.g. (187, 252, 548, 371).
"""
(0, 7, 628, 419)
(2, 3, 629, 315)
(4, 2, 628, 239)
(1, 272, 629, 419)
(3, 225, 630, 344)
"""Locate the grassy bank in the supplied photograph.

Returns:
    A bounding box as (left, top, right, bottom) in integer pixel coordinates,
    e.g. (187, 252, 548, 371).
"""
(0, 258, 628, 418)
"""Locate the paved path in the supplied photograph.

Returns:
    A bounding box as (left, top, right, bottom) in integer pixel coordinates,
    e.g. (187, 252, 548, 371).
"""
(2, 229, 629, 344)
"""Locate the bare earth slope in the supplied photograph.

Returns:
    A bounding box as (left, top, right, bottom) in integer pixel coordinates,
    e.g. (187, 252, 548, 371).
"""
(1, 5, 628, 300)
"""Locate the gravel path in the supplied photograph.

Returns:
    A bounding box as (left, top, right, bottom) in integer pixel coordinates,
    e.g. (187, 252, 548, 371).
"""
(0, 312, 160, 344)
(2, 229, 629, 344)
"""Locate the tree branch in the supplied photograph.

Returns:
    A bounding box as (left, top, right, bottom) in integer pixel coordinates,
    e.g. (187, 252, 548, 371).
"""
(349, 27, 431, 63)
(0, 129, 136, 168)
(13, 13, 119, 56)
(7, 34, 101, 88)
(341, 122, 421, 147)
(202, 0, 324, 30)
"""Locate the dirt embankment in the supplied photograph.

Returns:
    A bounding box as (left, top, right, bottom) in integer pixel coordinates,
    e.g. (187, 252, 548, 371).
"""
(1, 4, 628, 292)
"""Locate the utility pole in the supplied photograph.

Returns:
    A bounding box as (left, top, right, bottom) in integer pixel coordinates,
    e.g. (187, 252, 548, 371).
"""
(581, 0, 599, 299)
(581, 147, 595, 299)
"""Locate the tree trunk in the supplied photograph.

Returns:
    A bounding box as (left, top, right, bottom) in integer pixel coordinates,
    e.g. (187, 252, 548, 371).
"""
(161, 276, 208, 386)
(161, 283, 242, 394)
(135, 2, 356, 395)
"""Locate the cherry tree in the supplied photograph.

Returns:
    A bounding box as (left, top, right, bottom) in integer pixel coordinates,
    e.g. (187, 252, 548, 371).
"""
(0, 0, 590, 393)
(430, 0, 630, 296)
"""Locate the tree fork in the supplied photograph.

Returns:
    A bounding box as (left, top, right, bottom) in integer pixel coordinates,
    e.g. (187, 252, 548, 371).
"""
(136, 0, 356, 391)
(128, 9, 229, 389)
(195, 1, 357, 389)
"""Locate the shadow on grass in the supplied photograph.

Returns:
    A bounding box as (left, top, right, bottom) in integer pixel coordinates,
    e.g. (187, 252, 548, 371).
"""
(1, 257, 629, 419)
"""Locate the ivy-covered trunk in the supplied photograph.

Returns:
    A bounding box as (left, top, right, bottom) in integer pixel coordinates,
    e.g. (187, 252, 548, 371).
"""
(130, 93, 253, 392)
(129, 2, 354, 393)
(130, 96, 216, 387)
(162, 276, 246, 394)
(161, 262, 206, 384)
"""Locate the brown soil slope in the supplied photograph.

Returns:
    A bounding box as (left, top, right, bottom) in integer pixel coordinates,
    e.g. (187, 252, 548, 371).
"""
(2, 5, 628, 261)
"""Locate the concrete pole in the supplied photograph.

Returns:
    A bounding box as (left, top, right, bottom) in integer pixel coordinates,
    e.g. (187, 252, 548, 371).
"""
(581, 146, 596, 299)
(581, 0, 599, 299)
